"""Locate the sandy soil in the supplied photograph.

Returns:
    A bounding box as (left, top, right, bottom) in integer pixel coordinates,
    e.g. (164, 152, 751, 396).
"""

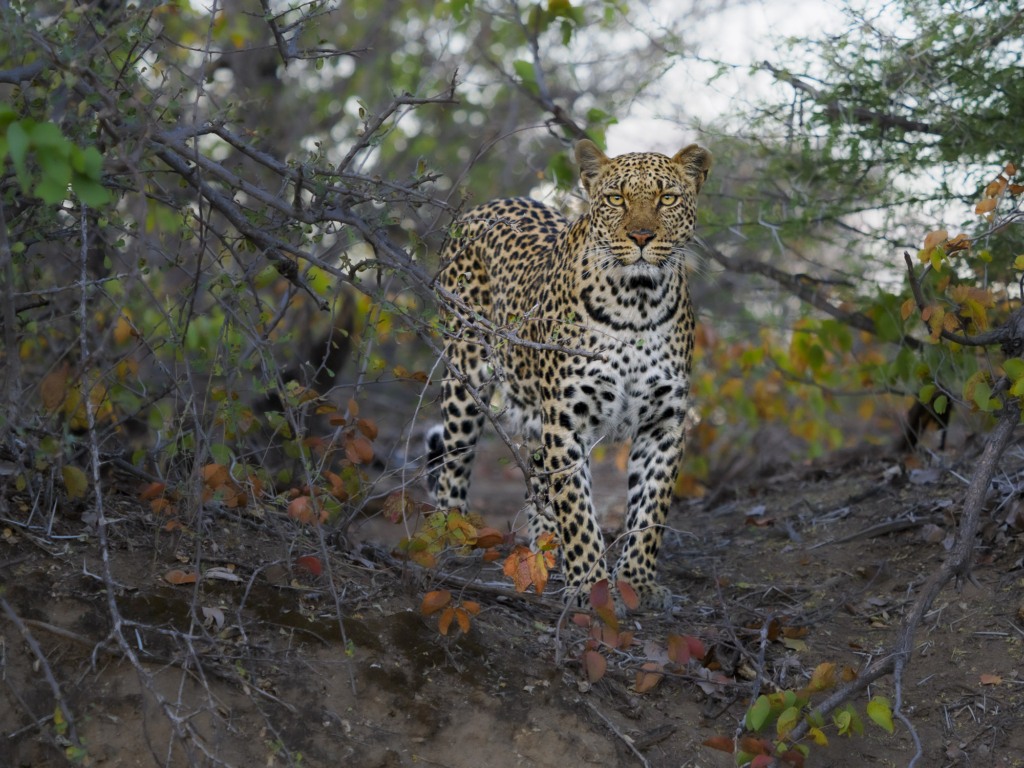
(2, 438, 1024, 768)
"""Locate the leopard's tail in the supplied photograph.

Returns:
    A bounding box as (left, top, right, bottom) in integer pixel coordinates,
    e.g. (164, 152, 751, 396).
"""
(424, 425, 445, 500)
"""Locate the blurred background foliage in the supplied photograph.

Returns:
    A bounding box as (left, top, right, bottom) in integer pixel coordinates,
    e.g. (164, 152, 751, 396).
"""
(1, 0, 1023, 527)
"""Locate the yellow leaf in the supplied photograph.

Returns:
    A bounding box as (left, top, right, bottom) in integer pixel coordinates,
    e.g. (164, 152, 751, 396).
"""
(114, 315, 132, 345)
(808, 727, 828, 746)
(62, 466, 88, 499)
(930, 249, 942, 273)
(937, 274, 951, 291)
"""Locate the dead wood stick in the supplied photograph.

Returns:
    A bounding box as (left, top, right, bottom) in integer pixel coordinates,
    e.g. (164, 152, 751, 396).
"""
(584, 699, 651, 768)
(771, 402, 1019, 763)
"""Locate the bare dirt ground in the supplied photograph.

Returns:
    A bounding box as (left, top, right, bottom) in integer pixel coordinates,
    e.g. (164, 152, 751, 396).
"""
(3, 437, 1024, 768)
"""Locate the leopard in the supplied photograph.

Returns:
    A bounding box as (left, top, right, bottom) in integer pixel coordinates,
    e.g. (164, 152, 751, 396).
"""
(426, 139, 712, 612)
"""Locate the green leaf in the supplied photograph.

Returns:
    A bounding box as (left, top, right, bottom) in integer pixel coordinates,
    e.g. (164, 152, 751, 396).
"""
(30, 120, 67, 148)
(866, 696, 894, 733)
(7, 120, 31, 191)
(80, 146, 104, 180)
(745, 694, 771, 732)
(807, 344, 825, 371)
(973, 381, 992, 410)
(918, 383, 936, 402)
(1015, 255, 1024, 271)
(933, 394, 948, 414)
(209, 443, 233, 464)
(1010, 379, 1024, 397)
(512, 60, 539, 95)
(71, 175, 111, 207)
(1004, 358, 1024, 382)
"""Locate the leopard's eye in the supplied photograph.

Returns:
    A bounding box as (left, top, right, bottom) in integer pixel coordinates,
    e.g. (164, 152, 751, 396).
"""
(605, 194, 624, 207)
(659, 194, 678, 206)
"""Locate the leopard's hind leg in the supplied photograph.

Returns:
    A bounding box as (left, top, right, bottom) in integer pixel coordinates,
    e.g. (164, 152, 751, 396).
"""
(426, 337, 494, 511)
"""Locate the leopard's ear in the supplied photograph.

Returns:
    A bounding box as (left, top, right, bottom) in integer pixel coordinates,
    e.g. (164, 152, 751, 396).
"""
(575, 140, 610, 197)
(672, 144, 712, 194)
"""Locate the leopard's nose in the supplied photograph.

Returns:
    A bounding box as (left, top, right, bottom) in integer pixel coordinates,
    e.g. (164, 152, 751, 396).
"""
(628, 229, 655, 248)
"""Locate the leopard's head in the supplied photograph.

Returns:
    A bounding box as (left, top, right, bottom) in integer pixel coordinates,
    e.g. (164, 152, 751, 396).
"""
(575, 140, 712, 276)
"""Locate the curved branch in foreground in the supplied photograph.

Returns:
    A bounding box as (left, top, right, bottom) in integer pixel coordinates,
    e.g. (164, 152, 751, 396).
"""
(770, 399, 1020, 764)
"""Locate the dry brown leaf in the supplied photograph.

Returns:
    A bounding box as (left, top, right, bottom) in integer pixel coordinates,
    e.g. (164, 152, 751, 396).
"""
(635, 662, 664, 693)
(41, 364, 68, 411)
(923, 230, 947, 250)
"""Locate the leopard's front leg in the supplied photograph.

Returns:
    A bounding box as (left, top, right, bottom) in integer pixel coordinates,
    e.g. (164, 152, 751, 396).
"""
(538, 417, 609, 605)
(611, 415, 686, 611)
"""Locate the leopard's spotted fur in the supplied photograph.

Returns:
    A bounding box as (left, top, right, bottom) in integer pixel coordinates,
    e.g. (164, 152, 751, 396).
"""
(427, 140, 711, 611)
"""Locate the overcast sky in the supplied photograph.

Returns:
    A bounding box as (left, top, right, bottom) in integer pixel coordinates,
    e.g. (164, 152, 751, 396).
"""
(608, 0, 848, 154)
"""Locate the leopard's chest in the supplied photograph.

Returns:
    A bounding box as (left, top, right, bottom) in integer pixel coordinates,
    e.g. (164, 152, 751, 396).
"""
(498, 326, 689, 446)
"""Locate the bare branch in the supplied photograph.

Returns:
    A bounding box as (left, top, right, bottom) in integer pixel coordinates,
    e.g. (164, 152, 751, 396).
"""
(0, 60, 46, 85)
(762, 61, 941, 135)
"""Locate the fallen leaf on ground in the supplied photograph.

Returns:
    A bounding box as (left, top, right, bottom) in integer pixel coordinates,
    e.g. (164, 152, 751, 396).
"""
(164, 569, 197, 585)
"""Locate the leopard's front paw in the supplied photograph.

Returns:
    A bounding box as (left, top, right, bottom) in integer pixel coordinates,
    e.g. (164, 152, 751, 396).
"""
(636, 582, 674, 612)
(611, 578, 673, 615)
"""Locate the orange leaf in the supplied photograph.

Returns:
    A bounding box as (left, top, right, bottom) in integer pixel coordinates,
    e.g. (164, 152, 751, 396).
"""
(287, 496, 320, 524)
(922, 230, 947, 250)
(975, 198, 997, 214)
(438, 606, 454, 635)
(139, 482, 166, 500)
(921, 305, 933, 322)
(352, 436, 374, 464)
(150, 498, 171, 514)
(421, 590, 452, 616)
(1009, 184, 1024, 196)
(347, 397, 359, 416)
(296, 555, 321, 576)
(702, 736, 734, 754)
(900, 297, 915, 320)
(686, 636, 706, 660)
(841, 665, 859, 682)
(572, 613, 592, 628)
(635, 662, 664, 693)
(482, 548, 501, 562)
(164, 569, 196, 585)
(455, 607, 470, 633)
(980, 674, 1002, 685)
(462, 601, 481, 616)
(583, 650, 606, 682)
(201, 464, 229, 489)
(246, 474, 264, 499)
(1005, 162, 1017, 176)
(667, 634, 690, 665)
(40, 364, 68, 411)
(357, 418, 378, 440)
(616, 581, 638, 610)
(590, 578, 612, 610)
(328, 414, 346, 426)
(618, 631, 634, 649)
(411, 371, 429, 383)
(740, 737, 770, 756)
(473, 527, 504, 549)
